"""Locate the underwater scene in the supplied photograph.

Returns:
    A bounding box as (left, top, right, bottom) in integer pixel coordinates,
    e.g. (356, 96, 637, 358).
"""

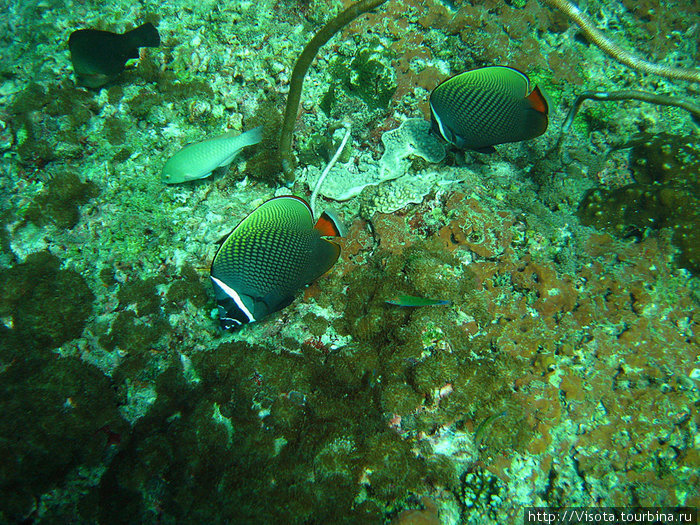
(0, 0, 698, 523)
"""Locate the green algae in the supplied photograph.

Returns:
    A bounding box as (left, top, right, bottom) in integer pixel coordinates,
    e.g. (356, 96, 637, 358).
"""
(0, 352, 125, 522)
(164, 264, 210, 310)
(578, 133, 700, 273)
(629, 132, 700, 186)
(126, 88, 162, 120)
(24, 170, 99, 229)
(117, 275, 167, 316)
(0, 251, 94, 351)
(321, 41, 397, 116)
(104, 119, 128, 146)
(99, 310, 168, 355)
(9, 82, 98, 169)
(111, 147, 133, 163)
(107, 85, 124, 105)
(245, 100, 285, 183)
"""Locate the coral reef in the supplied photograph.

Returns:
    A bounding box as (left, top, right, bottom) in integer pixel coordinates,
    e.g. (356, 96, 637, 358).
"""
(0, 0, 697, 522)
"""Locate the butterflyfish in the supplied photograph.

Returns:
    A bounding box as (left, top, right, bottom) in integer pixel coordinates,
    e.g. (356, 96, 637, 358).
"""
(210, 196, 344, 330)
(429, 66, 549, 153)
(162, 126, 263, 184)
(69, 22, 160, 88)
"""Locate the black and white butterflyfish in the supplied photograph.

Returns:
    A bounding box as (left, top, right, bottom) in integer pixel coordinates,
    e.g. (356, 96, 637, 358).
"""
(429, 66, 549, 153)
(210, 196, 344, 330)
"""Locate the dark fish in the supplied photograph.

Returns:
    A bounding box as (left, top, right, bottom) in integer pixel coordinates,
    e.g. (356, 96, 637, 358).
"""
(429, 66, 549, 153)
(68, 22, 160, 88)
(210, 196, 343, 330)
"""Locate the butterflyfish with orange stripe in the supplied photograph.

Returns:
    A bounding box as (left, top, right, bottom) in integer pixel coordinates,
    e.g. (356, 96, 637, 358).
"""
(210, 196, 344, 330)
(429, 66, 549, 153)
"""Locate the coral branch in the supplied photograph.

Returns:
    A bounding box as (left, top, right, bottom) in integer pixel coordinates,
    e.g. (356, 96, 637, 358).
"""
(562, 90, 700, 133)
(310, 125, 352, 218)
(279, 0, 388, 183)
(541, 0, 700, 84)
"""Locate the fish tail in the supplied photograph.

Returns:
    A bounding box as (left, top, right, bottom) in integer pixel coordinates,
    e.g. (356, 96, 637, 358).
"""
(126, 22, 160, 48)
(314, 208, 345, 237)
(240, 126, 264, 147)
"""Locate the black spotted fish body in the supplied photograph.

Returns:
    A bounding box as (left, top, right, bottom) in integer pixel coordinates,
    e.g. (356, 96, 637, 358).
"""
(210, 196, 342, 330)
(429, 66, 549, 152)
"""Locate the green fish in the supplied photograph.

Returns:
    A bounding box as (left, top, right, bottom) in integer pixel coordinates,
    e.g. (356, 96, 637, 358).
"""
(210, 196, 344, 330)
(161, 126, 263, 184)
(386, 294, 451, 307)
(429, 66, 549, 153)
(69, 22, 160, 88)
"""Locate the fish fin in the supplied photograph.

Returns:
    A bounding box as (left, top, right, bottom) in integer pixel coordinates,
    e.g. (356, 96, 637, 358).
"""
(522, 86, 550, 139)
(321, 238, 341, 261)
(125, 22, 160, 48)
(217, 154, 238, 168)
(473, 145, 497, 154)
(307, 238, 341, 280)
(527, 85, 549, 115)
(215, 127, 264, 169)
(257, 290, 295, 317)
(314, 209, 345, 237)
(242, 125, 264, 146)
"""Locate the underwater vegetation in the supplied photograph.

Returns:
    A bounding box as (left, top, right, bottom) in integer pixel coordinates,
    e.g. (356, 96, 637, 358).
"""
(578, 133, 700, 274)
(0, 0, 697, 522)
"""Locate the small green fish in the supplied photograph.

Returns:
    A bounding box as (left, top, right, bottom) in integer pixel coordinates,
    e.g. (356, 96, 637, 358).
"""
(210, 195, 343, 330)
(161, 126, 263, 184)
(429, 66, 549, 153)
(386, 294, 451, 307)
(69, 22, 160, 88)
(474, 410, 508, 447)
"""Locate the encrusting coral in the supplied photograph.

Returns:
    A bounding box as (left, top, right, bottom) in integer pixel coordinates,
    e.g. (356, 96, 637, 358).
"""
(0, 0, 697, 522)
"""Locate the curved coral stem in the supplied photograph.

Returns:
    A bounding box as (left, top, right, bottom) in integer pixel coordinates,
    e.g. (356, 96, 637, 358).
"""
(541, 0, 700, 84)
(310, 125, 352, 219)
(279, 0, 388, 183)
(562, 90, 700, 134)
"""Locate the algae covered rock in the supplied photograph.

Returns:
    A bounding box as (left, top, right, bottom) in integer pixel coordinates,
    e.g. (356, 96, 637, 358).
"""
(0, 354, 125, 522)
(25, 170, 99, 229)
(578, 134, 700, 273)
(0, 251, 95, 350)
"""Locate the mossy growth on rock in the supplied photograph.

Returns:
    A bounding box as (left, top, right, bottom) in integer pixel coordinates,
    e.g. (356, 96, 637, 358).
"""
(9, 82, 98, 168)
(578, 134, 700, 273)
(321, 40, 397, 115)
(97, 349, 386, 523)
(628, 132, 699, 186)
(116, 275, 167, 316)
(163, 263, 210, 311)
(25, 170, 99, 229)
(245, 100, 285, 184)
(103, 118, 127, 145)
(98, 310, 168, 355)
(10, 82, 97, 126)
(0, 251, 94, 350)
(0, 353, 126, 522)
(126, 88, 163, 120)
